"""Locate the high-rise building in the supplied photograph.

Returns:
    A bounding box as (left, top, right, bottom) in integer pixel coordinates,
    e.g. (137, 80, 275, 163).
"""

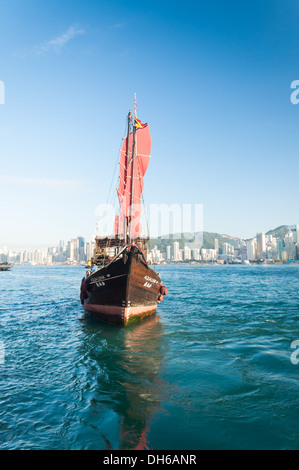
(77, 237, 85, 250)
(201, 248, 216, 261)
(151, 246, 162, 263)
(77, 237, 84, 261)
(276, 238, 284, 260)
(222, 243, 234, 256)
(191, 248, 200, 260)
(285, 230, 296, 260)
(86, 242, 94, 262)
(70, 238, 79, 261)
(184, 246, 191, 260)
(256, 233, 266, 259)
(241, 244, 247, 262)
(234, 247, 241, 258)
(166, 245, 171, 260)
(246, 239, 256, 261)
(173, 241, 180, 261)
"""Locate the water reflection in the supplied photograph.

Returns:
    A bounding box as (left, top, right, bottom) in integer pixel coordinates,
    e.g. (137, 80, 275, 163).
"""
(79, 314, 166, 450)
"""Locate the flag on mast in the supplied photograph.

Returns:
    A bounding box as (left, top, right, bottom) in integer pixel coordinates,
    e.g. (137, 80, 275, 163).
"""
(134, 94, 148, 129)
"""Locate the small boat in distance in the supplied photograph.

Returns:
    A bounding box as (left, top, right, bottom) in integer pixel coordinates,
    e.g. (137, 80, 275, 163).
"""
(0, 263, 12, 271)
(80, 97, 167, 327)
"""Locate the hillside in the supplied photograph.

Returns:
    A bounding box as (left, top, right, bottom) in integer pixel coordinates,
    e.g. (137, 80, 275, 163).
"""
(150, 231, 240, 252)
(266, 225, 289, 238)
(150, 225, 290, 253)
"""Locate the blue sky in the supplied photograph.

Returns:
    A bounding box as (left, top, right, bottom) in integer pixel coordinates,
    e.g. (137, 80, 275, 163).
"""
(1, 0, 299, 249)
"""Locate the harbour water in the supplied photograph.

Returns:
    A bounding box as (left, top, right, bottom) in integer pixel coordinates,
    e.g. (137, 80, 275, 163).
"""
(1, 264, 299, 450)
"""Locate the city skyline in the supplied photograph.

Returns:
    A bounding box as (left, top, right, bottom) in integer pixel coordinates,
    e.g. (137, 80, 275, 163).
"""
(1, 1, 299, 247)
(1, 223, 298, 265)
(0, 221, 296, 252)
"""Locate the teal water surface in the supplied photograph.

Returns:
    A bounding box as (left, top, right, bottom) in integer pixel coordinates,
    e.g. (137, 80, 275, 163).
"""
(0, 264, 299, 450)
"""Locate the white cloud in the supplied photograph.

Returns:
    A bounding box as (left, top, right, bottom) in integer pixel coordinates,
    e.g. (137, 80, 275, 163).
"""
(32, 24, 85, 56)
(51, 25, 84, 46)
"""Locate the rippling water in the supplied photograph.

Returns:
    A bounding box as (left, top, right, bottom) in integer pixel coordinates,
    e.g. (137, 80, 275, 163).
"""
(1, 264, 299, 450)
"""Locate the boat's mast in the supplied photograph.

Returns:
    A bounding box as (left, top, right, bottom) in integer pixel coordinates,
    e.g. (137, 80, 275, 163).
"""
(124, 111, 131, 244)
(128, 118, 136, 244)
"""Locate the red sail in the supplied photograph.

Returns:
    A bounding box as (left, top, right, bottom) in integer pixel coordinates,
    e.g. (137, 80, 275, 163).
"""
(130, 125, 151, 237)
(117, 131, 133, 224)
(135, 125, 151, 178)
(115, 125, 151, 238)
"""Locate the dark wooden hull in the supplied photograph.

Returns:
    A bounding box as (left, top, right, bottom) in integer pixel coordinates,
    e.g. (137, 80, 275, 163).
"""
(82, 248, 161, 327)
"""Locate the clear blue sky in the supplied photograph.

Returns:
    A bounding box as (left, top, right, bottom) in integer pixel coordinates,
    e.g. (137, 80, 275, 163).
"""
(1, 0, 299, 249)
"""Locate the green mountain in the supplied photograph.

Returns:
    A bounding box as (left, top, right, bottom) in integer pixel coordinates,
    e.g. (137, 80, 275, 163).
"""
(266, 225, 289, 238)
(150, 225, 290, 253)
(150, 231, 239, 252)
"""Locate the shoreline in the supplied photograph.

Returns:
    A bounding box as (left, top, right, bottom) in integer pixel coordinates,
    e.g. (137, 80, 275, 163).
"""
(8, 261, 299, 267)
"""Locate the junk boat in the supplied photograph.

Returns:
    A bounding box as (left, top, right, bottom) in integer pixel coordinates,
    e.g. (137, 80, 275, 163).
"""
(80, 97, 167, 327)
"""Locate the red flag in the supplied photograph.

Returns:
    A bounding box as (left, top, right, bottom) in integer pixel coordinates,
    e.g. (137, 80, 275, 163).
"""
(134, 116, 148, 129)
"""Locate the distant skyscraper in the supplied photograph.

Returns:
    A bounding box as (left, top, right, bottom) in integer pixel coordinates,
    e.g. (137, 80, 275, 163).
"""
(191, 248, 200, 260)
(256, 233, 266, 259)
(184, 246, 191, 260)
(173, 241, 180, 261)
(76, 237, 85, 262)
(166, 245, 171, 260)
(285, 230, 295, 260)
(222, 243, 233, 256)
(276, 238, 284, 260)
(70, 238, 79, 261)
(246, 239, 256, 261)
(222, 243, 229, 256)
(241, 244, 247, 261)
(77, 236, 85, 250)
(86, 242, 95, 262)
